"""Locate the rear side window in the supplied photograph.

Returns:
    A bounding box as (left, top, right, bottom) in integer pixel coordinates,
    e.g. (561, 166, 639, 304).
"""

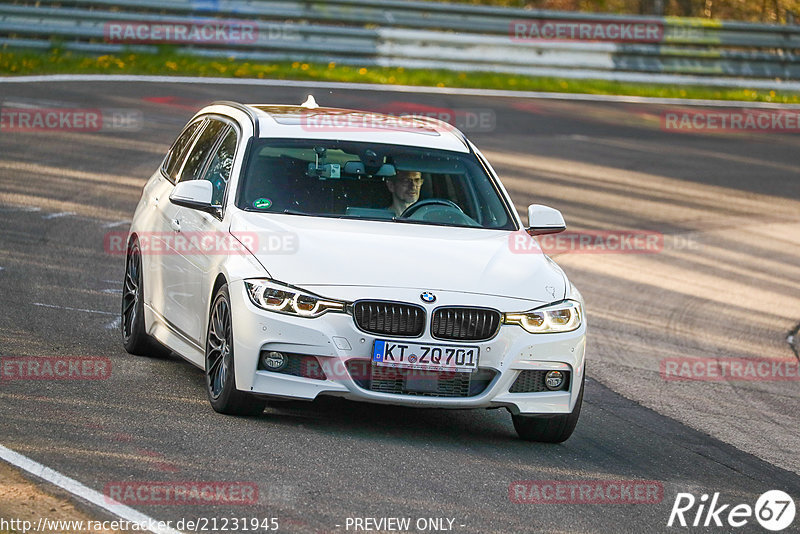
(201, 127, 237, 206)
(177, 119, 228, 183)
(163, 120, 203, 182)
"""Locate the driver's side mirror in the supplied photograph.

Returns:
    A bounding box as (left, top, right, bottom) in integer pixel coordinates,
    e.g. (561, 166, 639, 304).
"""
(169, 180, 217, 213)
(527, 204, 566, 236)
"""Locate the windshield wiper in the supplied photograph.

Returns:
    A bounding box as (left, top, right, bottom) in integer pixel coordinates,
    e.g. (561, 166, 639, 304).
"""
(283, 211, 390, 223)
(282, 209, 314, 216)
(390, 217, 475, 229)
(281, 210, 476, 229)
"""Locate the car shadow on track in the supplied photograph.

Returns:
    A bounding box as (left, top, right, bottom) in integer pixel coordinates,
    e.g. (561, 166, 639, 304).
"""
(174, 355, 799, 490)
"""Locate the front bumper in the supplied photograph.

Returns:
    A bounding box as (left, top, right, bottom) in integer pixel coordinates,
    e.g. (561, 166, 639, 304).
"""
(229, 280, 586, 415)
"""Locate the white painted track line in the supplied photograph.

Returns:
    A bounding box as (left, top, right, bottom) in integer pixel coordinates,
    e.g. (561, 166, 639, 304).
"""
(33, 302, 116, 315)
(0, 444, 183, 534)
(2, 74, 800, 109)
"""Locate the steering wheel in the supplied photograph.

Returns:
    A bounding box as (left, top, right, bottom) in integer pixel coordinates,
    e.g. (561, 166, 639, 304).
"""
(400, 198, 463, 218)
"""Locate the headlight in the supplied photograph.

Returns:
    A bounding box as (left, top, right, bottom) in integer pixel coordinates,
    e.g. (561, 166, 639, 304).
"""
(503, 300, 582, 334)
(244, 279, 346, 318)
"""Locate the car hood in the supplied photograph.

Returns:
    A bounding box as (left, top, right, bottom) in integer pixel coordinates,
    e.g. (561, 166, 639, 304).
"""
(229, 211, 567, 304)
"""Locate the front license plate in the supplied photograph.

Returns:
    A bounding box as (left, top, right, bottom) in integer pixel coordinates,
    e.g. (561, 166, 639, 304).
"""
(372, 340, 479, 373)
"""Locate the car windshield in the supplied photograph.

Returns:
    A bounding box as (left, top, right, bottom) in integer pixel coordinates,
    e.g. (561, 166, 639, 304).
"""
(236, 139, 516, 230)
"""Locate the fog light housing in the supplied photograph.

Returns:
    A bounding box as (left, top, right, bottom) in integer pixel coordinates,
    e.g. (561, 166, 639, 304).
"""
(261, 351, 287, 371)
(545, 370, 565, 390)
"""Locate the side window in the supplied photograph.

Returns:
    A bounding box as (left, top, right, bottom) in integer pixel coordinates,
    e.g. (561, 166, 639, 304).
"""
(201, 127, 237, 207)
(163, 120, 203, 181)
(177, 119, 227, 184)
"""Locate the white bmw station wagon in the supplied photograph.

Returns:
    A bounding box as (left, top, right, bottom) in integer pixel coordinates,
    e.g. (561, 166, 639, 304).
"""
(123, 97, 586, 442)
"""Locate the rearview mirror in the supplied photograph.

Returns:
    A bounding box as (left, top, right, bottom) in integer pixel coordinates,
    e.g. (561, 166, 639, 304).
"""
(342, 161, 396, 177)
(169, 180, 216, 212)
(527, 204, 566, 236)
(374, 163, 396, 177)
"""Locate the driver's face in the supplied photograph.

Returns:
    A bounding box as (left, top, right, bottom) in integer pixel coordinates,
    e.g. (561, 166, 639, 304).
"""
(388, 171, 423, 203)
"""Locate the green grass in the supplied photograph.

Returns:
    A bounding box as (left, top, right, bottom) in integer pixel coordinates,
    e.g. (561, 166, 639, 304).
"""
(2, 47, 799, 104)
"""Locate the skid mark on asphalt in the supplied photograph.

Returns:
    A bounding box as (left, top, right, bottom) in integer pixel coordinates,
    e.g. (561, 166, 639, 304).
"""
(78, 428, 179, 472)
(1, 202, 132, 235)
(1, 193, 130, 221)
(135, 449, 180, 473)
(0, 160, 144, 188)
(77, 426, 179, 473)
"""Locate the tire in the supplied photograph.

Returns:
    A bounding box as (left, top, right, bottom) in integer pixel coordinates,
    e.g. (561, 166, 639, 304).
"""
(205, 284, 267, 416)
(122, 238, 170, 357)
(512, 373, 584, 443)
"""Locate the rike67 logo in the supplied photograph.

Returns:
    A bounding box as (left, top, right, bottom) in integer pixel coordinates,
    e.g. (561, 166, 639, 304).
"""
(668, 490, 796, 531)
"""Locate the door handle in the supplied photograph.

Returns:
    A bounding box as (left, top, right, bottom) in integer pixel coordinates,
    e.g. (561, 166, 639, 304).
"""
(170, 218, 181, 232)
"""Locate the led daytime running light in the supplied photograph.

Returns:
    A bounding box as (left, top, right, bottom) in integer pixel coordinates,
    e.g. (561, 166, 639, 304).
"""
(503, 300, 582, 334)
(245, 280, 345, 318)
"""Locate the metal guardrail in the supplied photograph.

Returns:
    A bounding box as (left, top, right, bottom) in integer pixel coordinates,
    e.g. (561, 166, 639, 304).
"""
(1, 0, 799, 85)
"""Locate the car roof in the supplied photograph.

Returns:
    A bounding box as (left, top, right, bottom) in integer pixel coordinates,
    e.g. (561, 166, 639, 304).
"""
(211, 101, 471, 153)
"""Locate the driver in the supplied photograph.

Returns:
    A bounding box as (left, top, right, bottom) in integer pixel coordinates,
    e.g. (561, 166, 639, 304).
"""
(385, 170, 424, 217)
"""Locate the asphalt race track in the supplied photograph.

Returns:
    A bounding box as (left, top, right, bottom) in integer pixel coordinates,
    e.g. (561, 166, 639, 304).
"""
(0, 80, 799, 533)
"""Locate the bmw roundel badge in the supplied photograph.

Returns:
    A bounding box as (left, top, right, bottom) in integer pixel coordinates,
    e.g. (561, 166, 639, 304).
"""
(420, 291, 436, 303)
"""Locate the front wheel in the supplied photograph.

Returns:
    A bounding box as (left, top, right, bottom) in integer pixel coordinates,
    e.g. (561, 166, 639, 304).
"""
(205, 284, 266, 416)
(511, 374, 584, 443)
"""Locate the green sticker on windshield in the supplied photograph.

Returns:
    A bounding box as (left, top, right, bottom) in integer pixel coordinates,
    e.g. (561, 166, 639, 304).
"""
(253, 198, 272, 209)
